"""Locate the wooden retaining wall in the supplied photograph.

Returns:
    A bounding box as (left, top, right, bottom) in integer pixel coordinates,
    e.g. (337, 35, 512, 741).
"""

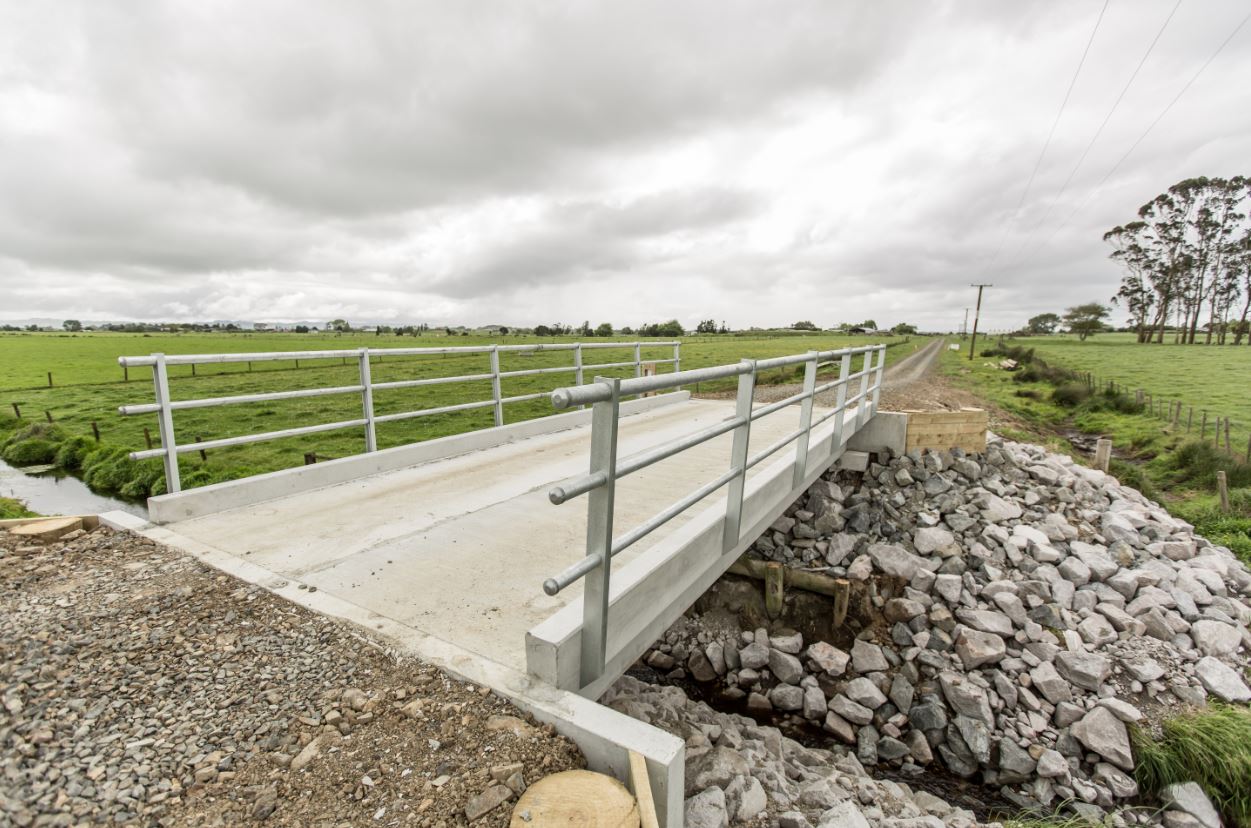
(903, 407, 987, 453)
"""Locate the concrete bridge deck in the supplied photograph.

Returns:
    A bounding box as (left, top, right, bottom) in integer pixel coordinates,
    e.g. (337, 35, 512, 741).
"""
(154, 395, 852, 676)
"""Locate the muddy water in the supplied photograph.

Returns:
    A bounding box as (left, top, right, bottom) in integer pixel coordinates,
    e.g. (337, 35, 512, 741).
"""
(0, 459, 147, 518)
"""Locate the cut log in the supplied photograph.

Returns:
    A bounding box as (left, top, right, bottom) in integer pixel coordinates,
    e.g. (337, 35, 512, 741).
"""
(9, 516, 82, 543)
(510, 769, 639, 827)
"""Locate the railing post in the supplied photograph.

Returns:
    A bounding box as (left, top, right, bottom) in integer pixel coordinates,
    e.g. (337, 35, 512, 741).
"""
(580, 377, 621, 687)
(723, 360, 756, 552)
(870, 346, 886, 414)
(856, 350, 873, 429)
(792, 351, 818, 487)
(358, 348, 377, 452)
(489, 346, 504, 427)
(633, 342, 642, 379)
(574, 343, 585, 409)
(829, 352, 851, 456)
(151, 353, 181, 494)
(672, 342, 681, 391)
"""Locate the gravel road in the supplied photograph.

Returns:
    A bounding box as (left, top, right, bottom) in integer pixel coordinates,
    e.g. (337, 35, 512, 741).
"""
(0, 525, 583, 827)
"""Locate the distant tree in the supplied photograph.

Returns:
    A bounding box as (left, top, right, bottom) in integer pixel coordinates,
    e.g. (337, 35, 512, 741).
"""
(1063, 303, 1111, 341)
(860, 319, 879, 331)
(620, 326, 634, 335)
(595, 322, 613, 337)
(498, 326, 509, 335)
(695, 319, 718, 334)
(328, 318, 350, 332)
(577, 320, 593, 337)
(891, 322, 918, 335)
(792, 320, 818, 331)
(62, 319, 82, 332)
(294, 324, 310, 333)
(1026, 313, 1061, 335)
(534, 324, 553, 337)
(719, 321, 729, 333)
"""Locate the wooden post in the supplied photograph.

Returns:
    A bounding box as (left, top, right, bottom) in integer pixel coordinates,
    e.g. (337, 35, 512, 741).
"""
(628, 751, 660, 828)
(765, 562, 784, 618)
(143, 427, 154, 450)
(1094, 438, 1112, 473)
(191, 363, 196, 377)
(1135, 389, 1144, 406)
(248, 361, 253, 372)
(10, 402, 19, 419)
(1224, 418, 1232, 452)
(304, 452, 317, 465)
(91, 421, 100, 442)
(1246, 432, 1251, 463)
(195, 435, 207, 461)
(833, 579, 850, 628)
(1172, 402, 1180, 426)
(1201, 411, 1208, 439)
(47, 371, 52, 387)
(1216, 471, 1230, 512)
(44, 410, 52, 423)
(123, 364, 129, 382)
(1187, 406, 1193, 432)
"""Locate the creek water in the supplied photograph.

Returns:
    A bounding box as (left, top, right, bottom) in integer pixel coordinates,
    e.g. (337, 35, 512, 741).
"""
(0, 459, 147, 519)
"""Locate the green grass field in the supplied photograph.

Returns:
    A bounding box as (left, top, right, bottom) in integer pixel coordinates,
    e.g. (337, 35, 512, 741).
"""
(1010, 333, 1250, 447)
(0, 331, 922, 498)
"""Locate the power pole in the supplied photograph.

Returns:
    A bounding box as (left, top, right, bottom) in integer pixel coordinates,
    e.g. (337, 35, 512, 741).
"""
(968, 284, 992, 361)
(961, 308, 969, 339)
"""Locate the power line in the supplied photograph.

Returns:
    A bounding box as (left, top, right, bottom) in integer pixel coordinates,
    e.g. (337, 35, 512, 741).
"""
(1027, 5, 1251, 255)
(1017, 0, 1183, 247)
(1014, 0, 1111, 214)
(977, 0, 1110, 276)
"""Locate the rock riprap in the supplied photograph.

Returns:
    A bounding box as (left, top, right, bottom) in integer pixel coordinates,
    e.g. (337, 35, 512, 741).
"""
(638, 437, 1251, 822)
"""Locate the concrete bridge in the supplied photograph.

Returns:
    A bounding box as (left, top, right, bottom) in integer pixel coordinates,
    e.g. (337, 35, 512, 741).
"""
(107, 341, 913, 826)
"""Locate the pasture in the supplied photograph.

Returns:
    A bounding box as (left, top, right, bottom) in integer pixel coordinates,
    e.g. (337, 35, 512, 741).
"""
(0, 331, 920, 496)
(1010, 333, 1251, 453)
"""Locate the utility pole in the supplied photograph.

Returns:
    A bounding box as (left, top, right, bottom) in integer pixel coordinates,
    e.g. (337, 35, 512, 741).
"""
(968, 284, 992, 360)
(961, 308, 969, 339)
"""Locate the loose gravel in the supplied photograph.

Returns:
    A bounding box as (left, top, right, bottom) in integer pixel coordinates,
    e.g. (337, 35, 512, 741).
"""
(0, 525, 583, 827)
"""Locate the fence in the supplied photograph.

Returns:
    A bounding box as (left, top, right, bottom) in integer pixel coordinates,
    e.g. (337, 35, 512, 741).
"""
(1074, 372, 1250, 463)
(539, 343, 886, 686)
(117, 341, 681, 494)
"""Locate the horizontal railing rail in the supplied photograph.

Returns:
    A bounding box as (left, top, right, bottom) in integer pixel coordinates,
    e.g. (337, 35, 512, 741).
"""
(117, 341, 681, 494)
(540, 343, 887, 687)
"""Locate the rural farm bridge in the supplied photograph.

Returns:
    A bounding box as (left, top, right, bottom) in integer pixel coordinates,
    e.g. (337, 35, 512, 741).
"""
(109, 340, 918, 825)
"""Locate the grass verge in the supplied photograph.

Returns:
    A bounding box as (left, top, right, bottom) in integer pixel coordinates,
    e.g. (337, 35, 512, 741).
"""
(0, 496, 38, 519)
(1134, 705, 1251, 827)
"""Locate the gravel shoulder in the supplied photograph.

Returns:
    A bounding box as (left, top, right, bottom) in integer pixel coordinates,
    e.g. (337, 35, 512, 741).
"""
(0, 526, 583, 828)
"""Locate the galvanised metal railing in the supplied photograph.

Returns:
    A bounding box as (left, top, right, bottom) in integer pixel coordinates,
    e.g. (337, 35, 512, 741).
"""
(117, 341, 681, 494)
(541, 343, 886, 686)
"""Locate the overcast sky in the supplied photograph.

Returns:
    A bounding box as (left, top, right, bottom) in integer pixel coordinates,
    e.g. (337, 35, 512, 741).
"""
(2, 1, 1249, 331)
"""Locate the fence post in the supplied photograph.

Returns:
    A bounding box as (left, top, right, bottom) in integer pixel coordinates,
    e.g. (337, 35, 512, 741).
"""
(1217, 470, 1230, 512)
(1094, 438, 1112, 473)
(489, 346, 504, 427)
(672, 342, 681, 391)
(633, 342, 642, 380)
(870, 346, 886, 413)
(358, 348, 377, 452)
(1187, 406, 1193, 431)
(1201, 411, 1208, 439)
(580, 377, 621, 688)
(856, 351, 873, 429)
(791, 352, 819, 488)
(724, 360, 756, 552)
(152, 353, 182, 494)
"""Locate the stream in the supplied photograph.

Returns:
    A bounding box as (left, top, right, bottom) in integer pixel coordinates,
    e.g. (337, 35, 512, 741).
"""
(0, 459, 147, 519)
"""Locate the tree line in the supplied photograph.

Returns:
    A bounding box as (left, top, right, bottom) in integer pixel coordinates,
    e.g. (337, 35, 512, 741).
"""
(1105, 175, 1251, 345)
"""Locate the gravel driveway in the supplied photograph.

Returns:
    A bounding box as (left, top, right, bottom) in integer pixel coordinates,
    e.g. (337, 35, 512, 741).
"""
(0, 525, 583, 827)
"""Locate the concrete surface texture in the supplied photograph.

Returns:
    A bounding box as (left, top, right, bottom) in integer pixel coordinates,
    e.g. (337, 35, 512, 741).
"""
(158, 397, 868, 675)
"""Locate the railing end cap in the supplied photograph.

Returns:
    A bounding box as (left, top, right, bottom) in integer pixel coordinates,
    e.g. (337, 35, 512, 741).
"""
(551, 389, 573, 410)
(542, 578, 560, 596)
